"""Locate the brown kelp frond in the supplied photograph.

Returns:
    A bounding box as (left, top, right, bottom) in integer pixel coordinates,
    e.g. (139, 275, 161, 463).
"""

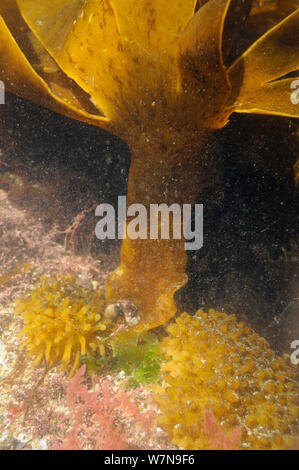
(0, 1, 110, 128)
(110, 0, 197, 53)
(221, 0, 252, 67)
(17, 0, 197, 130)
(228, 9, 299, 117)
(176, 0, 252, 129)
(221, 0, 298, 69)
(17, 0, 122, 121)
(14, 0, 299, 129)
(248, 0, 299, 39)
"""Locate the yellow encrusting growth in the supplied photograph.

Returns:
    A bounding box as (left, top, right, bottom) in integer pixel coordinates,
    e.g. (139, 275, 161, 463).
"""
(154, 311, 299, 450)
(14, 275, 112, 377)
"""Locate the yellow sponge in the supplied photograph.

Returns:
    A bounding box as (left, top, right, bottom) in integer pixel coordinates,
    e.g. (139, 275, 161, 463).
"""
(15, 275, 111, 377)
(154, 310, 299, 450)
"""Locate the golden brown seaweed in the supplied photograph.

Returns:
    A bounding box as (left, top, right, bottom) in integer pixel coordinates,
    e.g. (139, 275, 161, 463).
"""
(1, 0, 298, 330)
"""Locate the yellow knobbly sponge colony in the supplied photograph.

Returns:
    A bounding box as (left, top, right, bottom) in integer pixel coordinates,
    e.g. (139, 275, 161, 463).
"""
(153, 310, 299, 450)
(14, 275, 112, 377)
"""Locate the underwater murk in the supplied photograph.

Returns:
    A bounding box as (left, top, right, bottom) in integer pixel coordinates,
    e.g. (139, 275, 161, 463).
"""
(0, 0, 298, 451)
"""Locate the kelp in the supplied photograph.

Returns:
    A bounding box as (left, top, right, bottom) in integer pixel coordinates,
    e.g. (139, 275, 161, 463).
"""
(0, 0, 298, 331)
